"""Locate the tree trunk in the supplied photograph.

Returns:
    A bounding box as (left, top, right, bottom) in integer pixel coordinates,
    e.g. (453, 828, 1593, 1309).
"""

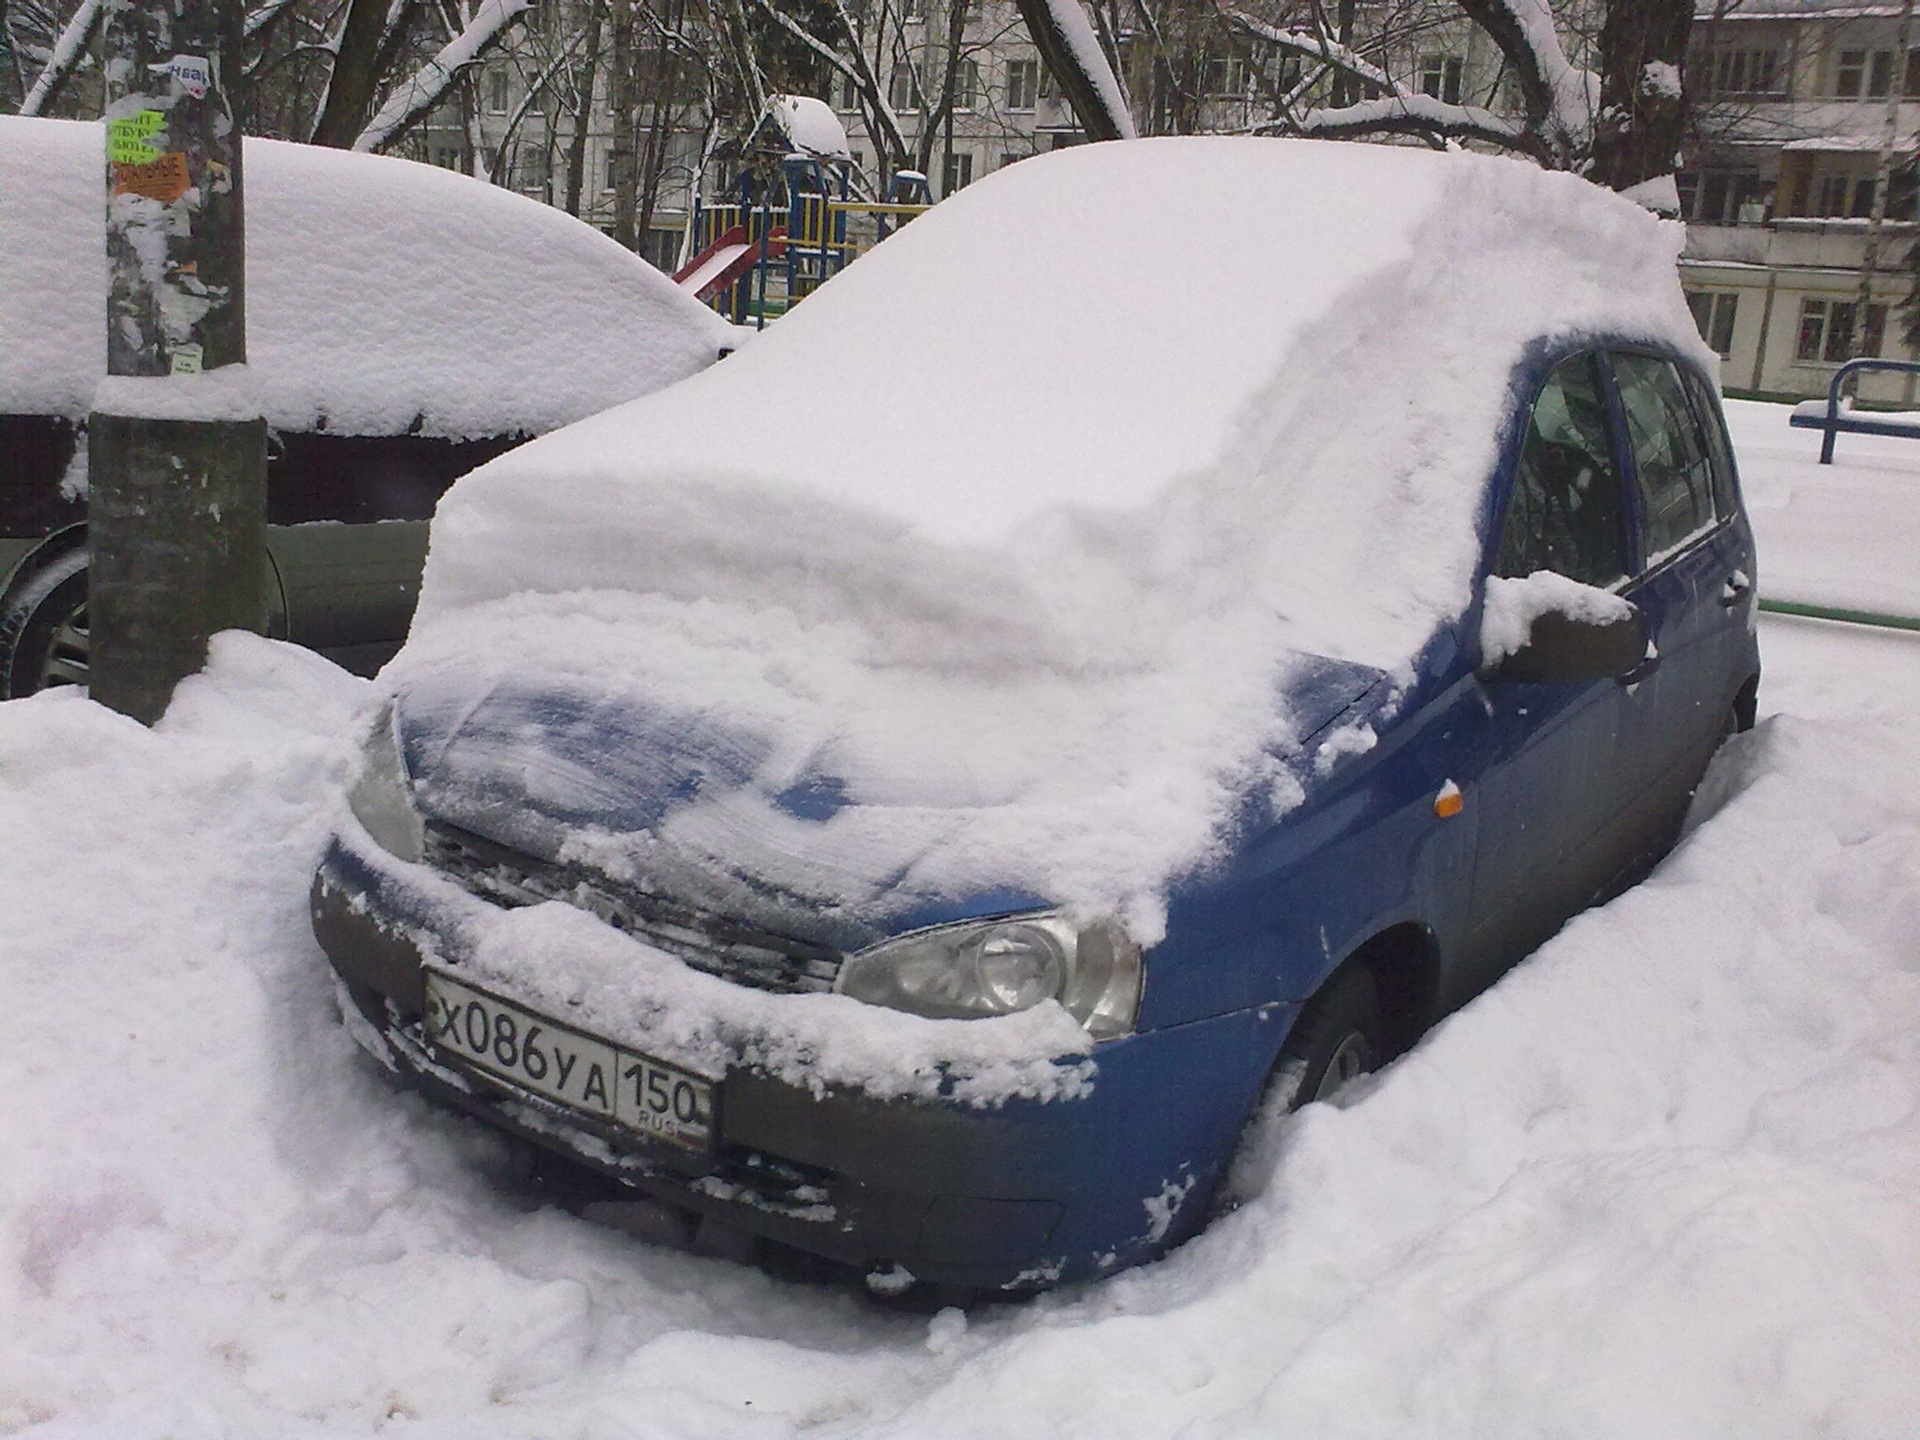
(1012, 0, 1132, 141)
(1587, 0, 1693, 193)
(564, 1, 603, 215)
(610, 0, 639, 247)
(309, 0, 390, 145)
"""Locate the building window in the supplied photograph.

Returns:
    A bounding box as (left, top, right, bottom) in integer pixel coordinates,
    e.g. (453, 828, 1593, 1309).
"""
(901, 0, 924, 22)
(1202, 53, 1251, 96)
(518, 146, 550, 193)
(1007, 57, 1039, 110)
(1418, 55, 1464, 104)
(942, 149, 973, 194)
(1687, 290, 1740, 358)
(999, 149, 1029, 169)
(1709, 46, 1783, 96)
(1835, 48, 1864, 96)
(1797, 298, 1887, 362)
(487, 69, 509, 114)
(953, 58, 979, 110)
(1814, 172, 1879, 217)
(835, 71, 860, 111)
(1833, 48, 1893, 97)
(1687, 168, 1763, 224)
(890, 65, 921, 112)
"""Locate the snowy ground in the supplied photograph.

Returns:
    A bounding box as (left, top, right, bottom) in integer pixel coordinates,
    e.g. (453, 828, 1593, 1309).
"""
(2, 403, 1917, 1438)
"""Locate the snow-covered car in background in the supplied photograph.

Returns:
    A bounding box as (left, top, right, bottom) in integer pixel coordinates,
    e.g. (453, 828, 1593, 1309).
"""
(311, 138, 1760, 1296)
(0, 115, 734, 696)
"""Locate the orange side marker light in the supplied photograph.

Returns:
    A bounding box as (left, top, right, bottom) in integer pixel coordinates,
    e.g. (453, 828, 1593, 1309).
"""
(1434, 780, 1464, 818)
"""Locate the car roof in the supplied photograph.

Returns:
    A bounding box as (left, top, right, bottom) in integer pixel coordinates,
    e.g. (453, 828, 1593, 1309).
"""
(421, 136, 1711, 670)
(0, 115, 735, 438)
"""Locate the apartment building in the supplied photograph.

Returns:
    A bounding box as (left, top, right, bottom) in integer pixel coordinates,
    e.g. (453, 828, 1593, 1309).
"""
(1682, 0, 1920, 400)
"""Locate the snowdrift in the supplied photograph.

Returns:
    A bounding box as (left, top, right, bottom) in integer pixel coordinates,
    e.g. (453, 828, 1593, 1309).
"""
(1, 610, 1916, 1435)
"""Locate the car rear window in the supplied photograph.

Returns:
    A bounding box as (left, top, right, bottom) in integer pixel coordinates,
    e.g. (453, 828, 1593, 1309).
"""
(1613, 353, 1719, 560)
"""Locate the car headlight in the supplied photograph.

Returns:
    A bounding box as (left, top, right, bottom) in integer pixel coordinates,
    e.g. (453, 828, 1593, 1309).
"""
(836, 913, 1141, 1038)
(347, 703, 424, 864)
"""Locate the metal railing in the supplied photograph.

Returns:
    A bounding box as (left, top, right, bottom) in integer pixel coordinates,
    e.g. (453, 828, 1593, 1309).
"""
(1788, 357, 1920, 464)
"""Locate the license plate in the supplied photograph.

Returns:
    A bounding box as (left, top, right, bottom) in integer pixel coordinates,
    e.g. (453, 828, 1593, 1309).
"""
(423, 972, 714, 1153)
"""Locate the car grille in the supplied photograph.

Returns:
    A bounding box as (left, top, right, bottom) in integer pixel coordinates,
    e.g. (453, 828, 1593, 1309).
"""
(422, 822, 844, 995)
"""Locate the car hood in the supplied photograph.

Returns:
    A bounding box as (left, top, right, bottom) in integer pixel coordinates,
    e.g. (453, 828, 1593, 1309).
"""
(393, 654, 1385, 944)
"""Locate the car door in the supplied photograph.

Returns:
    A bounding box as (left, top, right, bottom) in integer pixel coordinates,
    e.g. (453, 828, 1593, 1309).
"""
(1603, 350, 1755, 861)
(1463, 350, 1645, 976)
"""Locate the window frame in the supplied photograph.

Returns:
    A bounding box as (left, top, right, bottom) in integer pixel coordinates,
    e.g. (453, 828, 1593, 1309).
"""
(1488, 348, 1635, 590)
(1006, 57, 1040, 111)
(1607, 349, 1724, 566)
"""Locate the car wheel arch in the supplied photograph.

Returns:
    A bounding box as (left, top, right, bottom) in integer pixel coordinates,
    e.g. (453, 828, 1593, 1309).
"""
(2, 525, 291, 629)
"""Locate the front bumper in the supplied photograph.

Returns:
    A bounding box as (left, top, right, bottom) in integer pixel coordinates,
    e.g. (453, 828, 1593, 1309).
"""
(311, 831, 1289, 1291)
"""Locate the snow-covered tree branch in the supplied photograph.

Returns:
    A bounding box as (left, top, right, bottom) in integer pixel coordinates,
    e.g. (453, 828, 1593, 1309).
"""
(352, 0, 533, 152)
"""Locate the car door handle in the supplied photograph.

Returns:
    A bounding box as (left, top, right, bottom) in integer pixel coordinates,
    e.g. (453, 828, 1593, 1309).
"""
(1719, 570, 1751, 607)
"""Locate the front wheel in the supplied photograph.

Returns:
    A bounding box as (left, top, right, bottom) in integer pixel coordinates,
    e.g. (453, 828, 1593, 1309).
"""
(1275, 964, 1382, 1108)
(0, 549, 89, 699)
(1218, 966, 1383, 1208)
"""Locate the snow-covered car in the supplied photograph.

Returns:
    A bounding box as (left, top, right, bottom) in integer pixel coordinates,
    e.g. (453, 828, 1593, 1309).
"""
(0, 115, 734, 696)
(310, 138, 1760, 1296)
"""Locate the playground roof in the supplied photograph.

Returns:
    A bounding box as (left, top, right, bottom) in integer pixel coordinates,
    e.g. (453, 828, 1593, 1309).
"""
(0, 115, 733, 438)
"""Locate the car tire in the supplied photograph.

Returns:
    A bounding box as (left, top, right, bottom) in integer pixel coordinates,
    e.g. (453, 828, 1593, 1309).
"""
(1217, 964, 1384, 1209)
(0, 548, 89, 699)
(1276, 964, 1383, 1108)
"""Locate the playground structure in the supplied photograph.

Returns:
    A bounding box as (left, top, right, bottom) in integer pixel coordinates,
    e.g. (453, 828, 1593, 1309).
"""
(674, 157, 932, 326)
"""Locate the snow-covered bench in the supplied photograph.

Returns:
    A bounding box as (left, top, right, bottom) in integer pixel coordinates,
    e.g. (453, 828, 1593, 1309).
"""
(1789, 357, 1920, 463)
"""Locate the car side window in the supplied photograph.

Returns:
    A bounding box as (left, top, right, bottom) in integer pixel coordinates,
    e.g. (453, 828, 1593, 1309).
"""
(1677, 365, 1741, 521)
(1494, 353, 1629, 587)
(1612, 352, 1719, 558)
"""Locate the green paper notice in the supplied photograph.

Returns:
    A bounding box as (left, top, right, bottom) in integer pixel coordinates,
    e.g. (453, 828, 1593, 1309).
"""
(106, 110, 165, 163)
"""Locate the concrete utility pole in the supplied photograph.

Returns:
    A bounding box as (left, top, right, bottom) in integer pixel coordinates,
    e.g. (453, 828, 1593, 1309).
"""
(90, 0, 265, 724)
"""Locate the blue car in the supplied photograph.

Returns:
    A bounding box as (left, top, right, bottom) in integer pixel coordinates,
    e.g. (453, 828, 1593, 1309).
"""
(310, 139, 1759, 1296)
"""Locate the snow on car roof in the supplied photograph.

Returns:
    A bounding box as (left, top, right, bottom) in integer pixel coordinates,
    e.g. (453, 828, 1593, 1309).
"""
(396, 138, 1710, 930)
(0, 115, 734, 437)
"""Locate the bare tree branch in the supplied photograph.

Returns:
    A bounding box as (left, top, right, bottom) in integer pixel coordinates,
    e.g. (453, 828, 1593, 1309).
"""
(1278, 93, 1550, 161)
(1223, 7, 1393, 93)
(17, 0, 99, 116)
(351, 0, 532, 151)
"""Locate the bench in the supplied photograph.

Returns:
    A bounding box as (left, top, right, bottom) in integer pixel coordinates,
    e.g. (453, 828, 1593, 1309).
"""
(1788, 357, 1920, 464)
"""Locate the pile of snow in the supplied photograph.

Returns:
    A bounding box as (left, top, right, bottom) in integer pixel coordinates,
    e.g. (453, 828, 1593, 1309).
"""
(0, 115, 733, 437)
(2, 609, 1917, 1434)
(397, 138, 1709, 933)
(766, 95, 851, 162)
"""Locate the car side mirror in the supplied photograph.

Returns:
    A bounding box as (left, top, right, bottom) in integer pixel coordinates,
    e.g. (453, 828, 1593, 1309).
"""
(1479, 573, 1648, 684)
